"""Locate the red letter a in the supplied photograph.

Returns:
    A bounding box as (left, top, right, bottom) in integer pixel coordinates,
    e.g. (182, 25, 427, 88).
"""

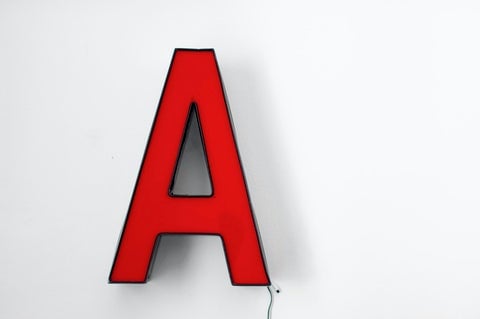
(109, 49, 270, 286)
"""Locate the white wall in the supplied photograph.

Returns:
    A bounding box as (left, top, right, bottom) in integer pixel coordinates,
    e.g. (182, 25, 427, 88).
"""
(1, 1, 480, 318)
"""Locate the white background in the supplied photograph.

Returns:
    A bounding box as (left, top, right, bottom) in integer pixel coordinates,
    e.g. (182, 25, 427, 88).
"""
(1, 0, 480, 318)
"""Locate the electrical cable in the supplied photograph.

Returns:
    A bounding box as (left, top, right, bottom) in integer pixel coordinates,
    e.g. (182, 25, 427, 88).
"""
(267, 284, 280, 319)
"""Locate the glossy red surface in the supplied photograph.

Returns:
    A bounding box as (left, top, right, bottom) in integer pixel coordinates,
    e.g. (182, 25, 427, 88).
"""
(109, 49, 270, 286)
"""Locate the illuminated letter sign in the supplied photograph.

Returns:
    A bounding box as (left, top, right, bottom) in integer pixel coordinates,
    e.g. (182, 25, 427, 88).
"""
(109, 49, 270, 286)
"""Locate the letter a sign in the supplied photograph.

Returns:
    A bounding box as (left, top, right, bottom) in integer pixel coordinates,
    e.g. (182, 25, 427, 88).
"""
(109, 49, 270, 286)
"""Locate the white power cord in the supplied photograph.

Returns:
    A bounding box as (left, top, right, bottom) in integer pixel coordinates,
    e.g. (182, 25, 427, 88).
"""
(267, 282, 281, 319)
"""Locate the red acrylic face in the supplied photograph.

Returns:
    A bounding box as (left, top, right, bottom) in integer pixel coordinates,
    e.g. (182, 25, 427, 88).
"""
(109, 49, 270, 286)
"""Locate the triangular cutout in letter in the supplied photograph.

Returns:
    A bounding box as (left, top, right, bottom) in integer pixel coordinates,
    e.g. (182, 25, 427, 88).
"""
(169, 103, 213, 196)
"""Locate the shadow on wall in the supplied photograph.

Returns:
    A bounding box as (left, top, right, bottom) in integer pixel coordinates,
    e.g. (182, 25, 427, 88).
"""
(146, 56, 313, 285)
